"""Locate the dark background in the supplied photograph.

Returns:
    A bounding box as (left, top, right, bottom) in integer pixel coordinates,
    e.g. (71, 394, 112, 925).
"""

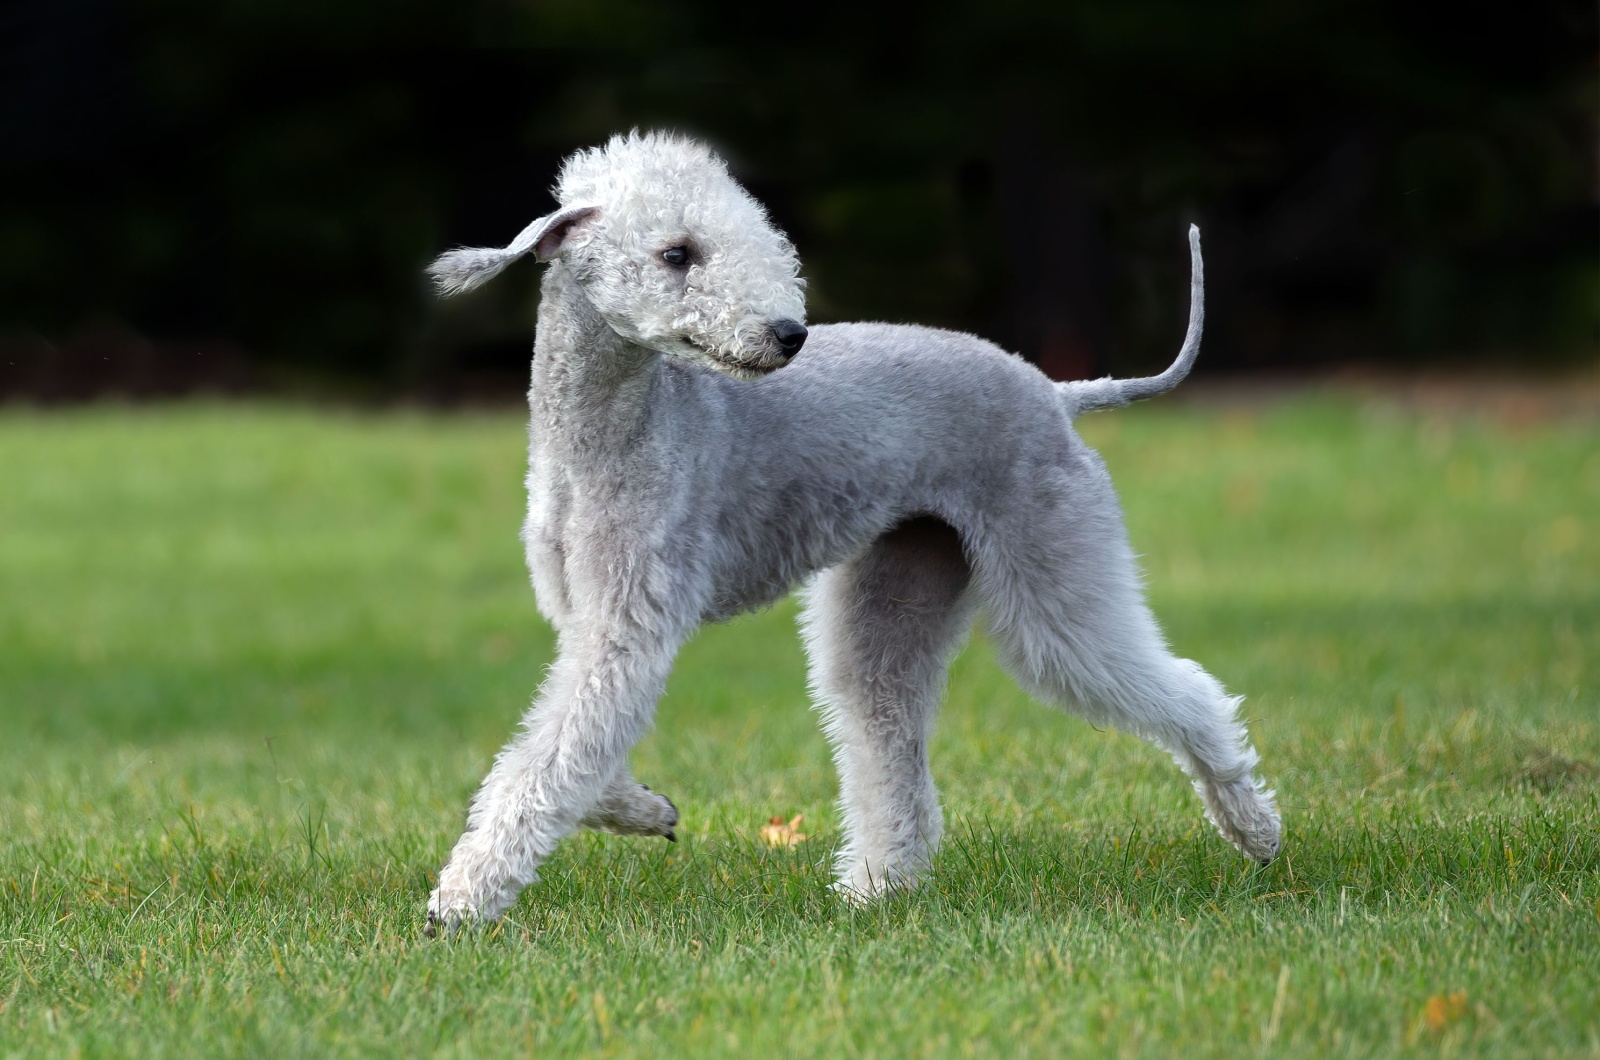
(2, 0, 1595, 401)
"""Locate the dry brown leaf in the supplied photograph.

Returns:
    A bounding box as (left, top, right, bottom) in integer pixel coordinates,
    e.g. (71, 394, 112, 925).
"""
(759, 814, 808, 847)
(1421, 991, 1468, 1032)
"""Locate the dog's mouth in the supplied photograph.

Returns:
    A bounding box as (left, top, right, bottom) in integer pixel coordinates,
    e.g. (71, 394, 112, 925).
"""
(680, 337, 781, 380)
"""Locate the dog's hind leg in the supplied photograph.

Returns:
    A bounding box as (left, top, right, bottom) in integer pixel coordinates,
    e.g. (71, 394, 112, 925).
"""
(801, 516, 976, 899)
(977, 470, 1281, 864)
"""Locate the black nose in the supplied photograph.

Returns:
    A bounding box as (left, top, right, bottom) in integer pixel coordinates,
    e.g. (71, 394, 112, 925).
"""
(772, 319, 807, 356)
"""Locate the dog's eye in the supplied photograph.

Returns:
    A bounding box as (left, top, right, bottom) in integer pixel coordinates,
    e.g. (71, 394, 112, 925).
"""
(661, 246, 690, 268)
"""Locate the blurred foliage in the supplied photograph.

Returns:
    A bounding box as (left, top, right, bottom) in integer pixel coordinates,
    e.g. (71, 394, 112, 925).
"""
(0, 0, 1594, 397)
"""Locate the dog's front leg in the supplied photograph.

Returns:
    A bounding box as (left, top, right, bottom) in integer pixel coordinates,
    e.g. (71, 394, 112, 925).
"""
(426, 630, 678, 935)
(579, 767, 680, 840)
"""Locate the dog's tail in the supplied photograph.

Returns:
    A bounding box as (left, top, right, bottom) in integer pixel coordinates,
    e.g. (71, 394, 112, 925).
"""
(1057, 224, 1204, 416)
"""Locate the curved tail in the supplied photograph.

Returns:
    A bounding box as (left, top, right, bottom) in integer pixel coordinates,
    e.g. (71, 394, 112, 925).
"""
(1058, 224, 1204, 415)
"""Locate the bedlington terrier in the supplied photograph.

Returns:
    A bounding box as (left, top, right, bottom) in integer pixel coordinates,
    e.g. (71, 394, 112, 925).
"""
(422, 131, 1280, 935)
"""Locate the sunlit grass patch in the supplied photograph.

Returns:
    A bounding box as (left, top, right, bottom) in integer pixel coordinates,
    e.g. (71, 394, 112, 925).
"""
(0, 400, 1594, 1057)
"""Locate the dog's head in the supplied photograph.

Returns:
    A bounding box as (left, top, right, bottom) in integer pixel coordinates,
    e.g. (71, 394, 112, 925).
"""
(429, 132, 808, 379)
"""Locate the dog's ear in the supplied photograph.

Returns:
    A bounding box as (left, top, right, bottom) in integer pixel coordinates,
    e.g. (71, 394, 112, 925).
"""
(426, 204, 600, 297)
(529, 204, 599, 262)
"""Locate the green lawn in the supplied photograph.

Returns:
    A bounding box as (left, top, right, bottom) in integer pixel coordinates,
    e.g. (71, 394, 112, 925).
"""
(1, 400, 1595, 1057)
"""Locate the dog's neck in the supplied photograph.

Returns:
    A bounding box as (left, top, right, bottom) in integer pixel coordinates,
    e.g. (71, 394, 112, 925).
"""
(529, 263, 658, 450)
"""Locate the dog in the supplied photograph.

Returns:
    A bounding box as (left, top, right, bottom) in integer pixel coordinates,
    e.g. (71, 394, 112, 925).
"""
(422, 131, 1280, 935)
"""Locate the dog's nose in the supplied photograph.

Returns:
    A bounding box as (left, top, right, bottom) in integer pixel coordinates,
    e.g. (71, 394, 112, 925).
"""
(772, 319, 807, 357)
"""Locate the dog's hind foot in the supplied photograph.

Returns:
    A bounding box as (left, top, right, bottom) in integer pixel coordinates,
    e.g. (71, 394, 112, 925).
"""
(831, 848, 933, 904)
(1197, 774, 1281, 865)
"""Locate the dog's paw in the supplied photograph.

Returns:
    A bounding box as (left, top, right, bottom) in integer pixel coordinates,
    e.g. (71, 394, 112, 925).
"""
(1197, 774, 1282, 865)
(424, 855, 522, 938)
(424, 887, 481, 939)
(659, 789, 680, 842)
(581, 783, 680, 841)
(831, 855, 928, 904)
(830, 877, 883, 907)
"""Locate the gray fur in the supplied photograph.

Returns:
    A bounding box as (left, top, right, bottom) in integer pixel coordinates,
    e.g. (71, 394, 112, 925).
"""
(423, 132, 1280, 935)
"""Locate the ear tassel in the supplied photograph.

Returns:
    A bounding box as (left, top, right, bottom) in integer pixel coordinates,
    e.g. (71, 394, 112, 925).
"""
(426, 205, 598, 297)
(427, 247, 519, 296)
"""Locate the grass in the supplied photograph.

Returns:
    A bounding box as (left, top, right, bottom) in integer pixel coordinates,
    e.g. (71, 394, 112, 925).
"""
(1, 398, 1595, 1057)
